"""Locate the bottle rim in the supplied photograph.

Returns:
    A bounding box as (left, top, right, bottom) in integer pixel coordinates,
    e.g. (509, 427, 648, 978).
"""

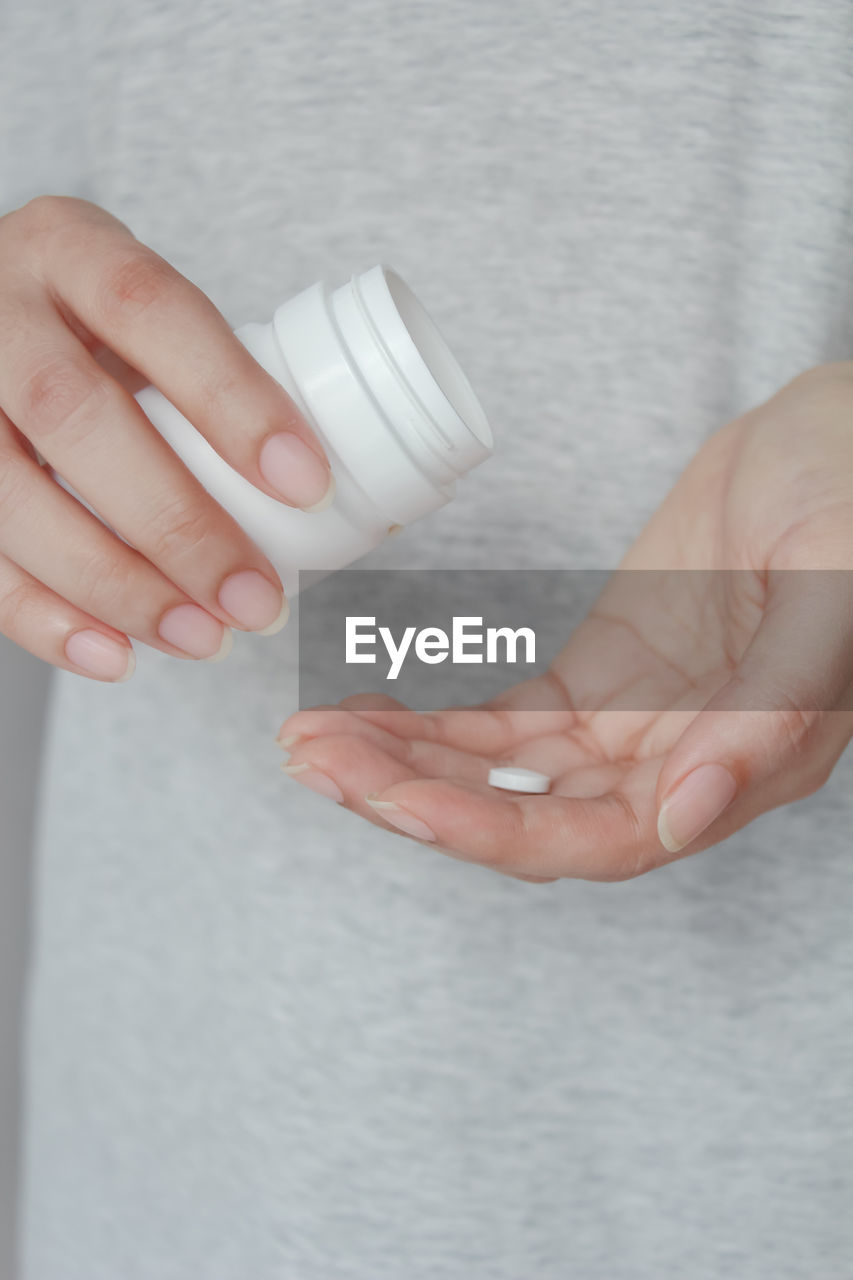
(352, 265, 494, 463)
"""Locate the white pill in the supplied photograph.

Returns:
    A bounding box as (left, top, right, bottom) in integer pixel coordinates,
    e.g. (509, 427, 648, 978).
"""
(488, 766, 551, 794)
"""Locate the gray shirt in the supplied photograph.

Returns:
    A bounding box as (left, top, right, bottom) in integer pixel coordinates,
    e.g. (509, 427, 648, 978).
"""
(4, 2, 853, 1276)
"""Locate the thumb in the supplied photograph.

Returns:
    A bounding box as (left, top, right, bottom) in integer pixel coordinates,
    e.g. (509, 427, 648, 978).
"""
(655, 570, 853, 855)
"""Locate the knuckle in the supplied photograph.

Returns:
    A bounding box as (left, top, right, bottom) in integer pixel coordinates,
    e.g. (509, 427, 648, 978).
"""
(18, 194, 77, 234)
(73, 546, 132, 610)
(581, 798, 648, 880)
(598, 796, 651, 881)
(0, 576, 42, 630)
(95, 248, 179, 323)
(607, 845, 655, 882)
(193, 362, 247, 425)
(14, 195, 129, 246)
(7, 195, 88, 256)
(148, 491, 213, 563)
(23, 193, 74, 218)
(20, 356, 110, 439)
(771, 703, 823, 764)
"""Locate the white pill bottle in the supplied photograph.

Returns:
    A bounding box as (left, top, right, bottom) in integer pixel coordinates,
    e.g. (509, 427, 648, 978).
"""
(133, 265, 493, 598)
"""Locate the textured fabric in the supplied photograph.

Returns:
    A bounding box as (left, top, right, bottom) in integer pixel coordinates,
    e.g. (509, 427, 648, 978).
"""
(4, 1, 853, 1276)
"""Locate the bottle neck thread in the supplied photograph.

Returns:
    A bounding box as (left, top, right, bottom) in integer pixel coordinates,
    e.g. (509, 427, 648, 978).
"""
(271, 265, 493, 525)
(342, 265, 493, 484)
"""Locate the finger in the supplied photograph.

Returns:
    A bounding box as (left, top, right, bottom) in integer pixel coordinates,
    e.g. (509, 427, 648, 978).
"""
(282, 724, 667, 880)
(353, 756, 663, 881)
(279, 680, 605, 778)
(0, 304, 290, 646)
(0, 417, 242, 659)
(48, 291, 148, 394)
(279, 731, 553, 883)
(276, 703, 413, 750)
(654, 569, 853, 856)
(280, 731, 419, 823)
(0, 547, 135, 682)
(280, 731, 555, 884)
(276, 705, 503, 783)
(23, 197, 333, 510)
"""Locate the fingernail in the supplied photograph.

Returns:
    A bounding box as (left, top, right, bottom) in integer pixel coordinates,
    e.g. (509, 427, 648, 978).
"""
(275, 733, 302, 750)
(65, 629, 136, 682)
(258, 432, 333, 511)
(158, 603, 232, 660)
(256, 596, 290, 636)
(204, 628, 234, 663)
(281, 761, 344, 803)
(218, 569, 288, 633)
(657, 763, 738, 854)
(302, 470, 336, 513)
(365, 794, 436, 842)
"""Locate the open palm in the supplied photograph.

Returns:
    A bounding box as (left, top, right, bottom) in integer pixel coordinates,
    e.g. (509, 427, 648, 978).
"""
(277, 364, 853, 880)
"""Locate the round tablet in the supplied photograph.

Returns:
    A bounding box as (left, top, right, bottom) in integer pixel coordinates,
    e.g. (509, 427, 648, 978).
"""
(488, 766, 551, 794)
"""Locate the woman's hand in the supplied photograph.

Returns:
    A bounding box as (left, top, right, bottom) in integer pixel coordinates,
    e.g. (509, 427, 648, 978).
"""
(276, 362, 853, 881)
(0, 195, 333, 680)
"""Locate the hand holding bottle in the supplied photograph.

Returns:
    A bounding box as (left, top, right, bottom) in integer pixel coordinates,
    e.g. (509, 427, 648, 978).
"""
(0, 195, 334, 681)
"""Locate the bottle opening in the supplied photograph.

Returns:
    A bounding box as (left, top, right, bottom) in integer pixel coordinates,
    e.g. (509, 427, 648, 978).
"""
(383, 269, 494, 452)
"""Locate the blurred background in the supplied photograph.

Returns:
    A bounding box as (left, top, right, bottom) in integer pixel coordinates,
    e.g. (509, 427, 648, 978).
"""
(0, 640, 52, 1277)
